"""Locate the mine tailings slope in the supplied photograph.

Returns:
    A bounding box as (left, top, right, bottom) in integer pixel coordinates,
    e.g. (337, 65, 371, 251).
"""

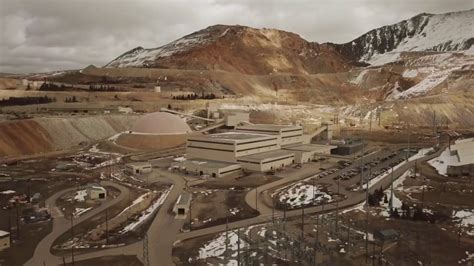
(0, 115, 135, 158)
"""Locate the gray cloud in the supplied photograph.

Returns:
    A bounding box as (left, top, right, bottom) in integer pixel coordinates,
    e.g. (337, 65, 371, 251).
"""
(0, 0, 472, 73)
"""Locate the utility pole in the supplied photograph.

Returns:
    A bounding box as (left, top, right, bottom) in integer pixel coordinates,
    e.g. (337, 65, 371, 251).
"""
(143, 233, 149, 266)
(389, 167, 394, 210)
(421, 185, 425, 210)
(225, 216, 229, 253)
(365, 170, 370, 265)
(15, 203, 20, 240)
(336, 180, 340, 233)
(272, 200, 275, 224)
(70, 217, 75, 266)
(315, 215, 319, 265)
(301, 207, 304, 242)
(255, 188, 258, 211)
(414, 159, 418, 178)
(189, 201, 192, 231)
(406, 124, 411, 162)
(105, 210, 109, 245)
(372, 241, 376, 266)
(237, 228, 241, 265)
(8, 213, 11, 245)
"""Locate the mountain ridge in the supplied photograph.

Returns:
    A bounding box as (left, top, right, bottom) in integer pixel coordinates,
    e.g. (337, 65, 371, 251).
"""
(330, 9, 474, 63)
(104, 24, 352, 74)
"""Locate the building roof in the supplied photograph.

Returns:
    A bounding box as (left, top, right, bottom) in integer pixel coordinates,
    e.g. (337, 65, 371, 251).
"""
(238, 149, 295, 162)
(376, 229, 398, 238)
(176, 193, 191, 205)
(282, 144, 337, 152)
(451, 138, 474, 165)
(90, 186, 106, 191)
(0, 230, 10, 237)
(86, 183, 106, 191)
(236, 124, 302, 132)
(131, 112, 191, 134)
(186, 159, 240, 169)
(126, 162, 152, 167)
(189, 131, 275, 143)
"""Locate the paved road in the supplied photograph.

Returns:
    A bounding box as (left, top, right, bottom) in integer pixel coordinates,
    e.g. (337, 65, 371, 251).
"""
(26, 146, 443, 265)
(41, 169, 188, 265)
(176, 146, 444, 242)
(25, 181, 130, 266)
(244, 149, 391, 216)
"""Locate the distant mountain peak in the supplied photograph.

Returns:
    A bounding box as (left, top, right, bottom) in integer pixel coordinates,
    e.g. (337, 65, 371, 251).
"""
(104, 24, 350, 74)
(331, 9, 474, 64)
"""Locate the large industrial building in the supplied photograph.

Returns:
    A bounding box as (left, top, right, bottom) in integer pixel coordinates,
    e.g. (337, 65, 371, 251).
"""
(447, 138, 474, 177)
(184, 124, 335, 177)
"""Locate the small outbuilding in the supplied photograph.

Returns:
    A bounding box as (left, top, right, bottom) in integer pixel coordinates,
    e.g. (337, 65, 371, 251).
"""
(86, 184, 107, 200)
(0, 231, 10, 251)
(30, 193, 42, 203)
(125, 162, 152, 175)
(374, 229, 399, 241)
(331, 139, 366, 155)
(173, 193, 192, 217)
(185, 159, 242, 178)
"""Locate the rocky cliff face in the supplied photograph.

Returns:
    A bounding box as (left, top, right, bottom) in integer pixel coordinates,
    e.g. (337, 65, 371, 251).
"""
(330, 9, 473, 63)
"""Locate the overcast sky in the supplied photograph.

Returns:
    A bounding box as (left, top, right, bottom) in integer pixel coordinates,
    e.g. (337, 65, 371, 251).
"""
(1, 0, 472, 73)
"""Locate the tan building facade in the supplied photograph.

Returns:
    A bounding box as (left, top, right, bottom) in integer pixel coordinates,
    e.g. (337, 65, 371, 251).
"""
(0, 231, 10, 251)
(125, 162, 153, 175)
(185, 124, 335, 176)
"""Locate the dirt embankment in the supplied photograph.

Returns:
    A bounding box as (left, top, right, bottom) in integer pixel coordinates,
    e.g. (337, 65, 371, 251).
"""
(0, 115, 135, 158)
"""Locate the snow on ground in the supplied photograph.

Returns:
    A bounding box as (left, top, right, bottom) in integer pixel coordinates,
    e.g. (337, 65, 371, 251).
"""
(106, 30, 213, 68)
(393, 69, 452, 99)
(118, 191, 153, 216)
(453, 209, 474, 236)
(350, 227, 375, 241)
(120, 186, 172, 233)
(350, 69, 369, 85)
(278, 183, 332, 208)
(380, 190, 403, 217)
(173, 156, 186, 162)
(402, 69, 418, 78)
(409, 148, 434, 161)
(378, 169, 412, 217)
(366, 52, 401, 66)
(0, 190, 15, 195)
(73, 207, 92, 217)
(358, 149, 429, 191)
(73, 189, 87, 202)
(196, 230, 248, 261)
(458, 251, 474, 264)
(341, 201, 366, 214)
(86, 156, 122, 170)
(428, 140, 468, 176)
(88, 144, 121, 156)
(229, 207, 241, 215)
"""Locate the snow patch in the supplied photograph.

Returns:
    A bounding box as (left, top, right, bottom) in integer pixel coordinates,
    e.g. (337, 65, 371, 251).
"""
(402, 69, 418, 78)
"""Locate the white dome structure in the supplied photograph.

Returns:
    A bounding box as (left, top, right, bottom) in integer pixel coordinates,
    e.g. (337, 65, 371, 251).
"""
(131, 112, 191, 134)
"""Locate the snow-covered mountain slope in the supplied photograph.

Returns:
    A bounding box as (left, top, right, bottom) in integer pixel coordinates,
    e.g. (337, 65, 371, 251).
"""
(104, 25, 351, 75)
(105, 29, 214, 68)
(332, 9, 473, 64)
